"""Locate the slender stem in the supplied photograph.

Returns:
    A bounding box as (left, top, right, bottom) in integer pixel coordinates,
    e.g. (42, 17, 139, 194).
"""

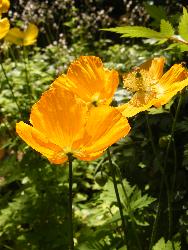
(68, 154, 74, 250)
(164, 95, 182, 240)
(116, 165, 142, 250)
(0, 62, 21, 116)
(23, 47, 32, 102)
(107, 148, 127, 245)
(171, 140, 177, 202)
(9, 47, 17, 66)
(169, 36, 188, 45)
(149, 179, 164, 250)
(145, 113, 169, 249)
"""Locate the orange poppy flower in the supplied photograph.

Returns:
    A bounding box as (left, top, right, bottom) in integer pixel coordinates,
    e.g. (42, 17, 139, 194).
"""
(118, 57, 188, 117)
(5, 23, 38, 46)
(16, 87, 130, 164)
(0, 17, 9, 39)
(52, 56, 119, 107)
(0, 0, 10, 15)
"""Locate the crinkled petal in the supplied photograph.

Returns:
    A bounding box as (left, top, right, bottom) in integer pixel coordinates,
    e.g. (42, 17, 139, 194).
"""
(53, 56, 119, 105)
(148, 57, 165, 80)
(79, 106, 130, 155)
(75, 150, 104, 161)
(30, 87, 87, 149)
(138, 57, 165, 80)
(118, 92, 155, 117)
(16, 121, 67, 164)
(154, 78, 188, 107)
(0, 18, 10, 39)
(159, 64, 188, 89)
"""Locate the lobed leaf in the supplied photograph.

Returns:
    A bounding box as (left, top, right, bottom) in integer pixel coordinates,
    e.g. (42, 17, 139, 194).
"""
(179, 7, 188, 42)
(160, 19, 174, 37)
(103, 26, 170, 39)
(144, 3, 167, 22)
(152, 237, 181, 250)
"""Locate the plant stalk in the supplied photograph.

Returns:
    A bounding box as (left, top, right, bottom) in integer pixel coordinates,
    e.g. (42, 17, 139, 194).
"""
(164, 94, 182, 241)
(0, 62, 21, 116)
(68, 154, 74, 250)
(107, 148, 127, 245)
(145, 113, 169, 249)
(116, 165, 142, 250)
(23, 47, 32, 103)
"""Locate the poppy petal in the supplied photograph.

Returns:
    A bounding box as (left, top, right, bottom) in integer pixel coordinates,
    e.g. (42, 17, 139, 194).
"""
(118, 92, 155, 117)
(154, 78, 188, 107)
(0, 18, 10, 39)
(139, 57, 165, 80)
(5, 27, 24, 45)
(53, 56, 119, 105)
(148, 57, 165, 80)
(159, 64, 188, 89)
(30, 87, 87, 149)
(24, 23, 38, 46)
(16, 121, 67, 164)
(80, 106, 130, 155)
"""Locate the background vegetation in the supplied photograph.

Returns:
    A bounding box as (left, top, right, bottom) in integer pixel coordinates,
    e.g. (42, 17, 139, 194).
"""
(0, 0, 188, 249)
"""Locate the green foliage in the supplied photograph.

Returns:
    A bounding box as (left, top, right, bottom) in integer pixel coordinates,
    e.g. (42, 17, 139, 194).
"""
(160, 20, 174, 37)
(1, 2, 188, 249)
(103, 25, 167, 39)
(103, 6, 188, 51)
(152, 238, 181, 250)
(144, 3, 167, 24)
(179, 7, 188, 42)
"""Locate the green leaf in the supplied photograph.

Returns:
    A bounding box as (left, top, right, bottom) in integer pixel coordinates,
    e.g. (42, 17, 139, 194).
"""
(152, 237, 181, 250)
(179, 43, 188, 51)
(102, 26, 166, 39)
(179, 7, 188, 41)
(144, 3, 167, 22)
(129, 188, 156, 211)
(160, 19, 174, 37)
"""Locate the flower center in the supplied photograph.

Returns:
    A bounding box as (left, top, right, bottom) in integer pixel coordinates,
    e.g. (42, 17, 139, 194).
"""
(91, 92, 100, 106)
(123, 69, 158, 94)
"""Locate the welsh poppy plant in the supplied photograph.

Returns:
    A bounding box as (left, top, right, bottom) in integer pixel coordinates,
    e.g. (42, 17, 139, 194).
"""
(52, 56, 119, 107)
(118, 57, 188, 117)
(5, 23, 39, 46)
(16, 86, 130, 164)
(0, 0, 10, 15)
(0, 17, 9, 39)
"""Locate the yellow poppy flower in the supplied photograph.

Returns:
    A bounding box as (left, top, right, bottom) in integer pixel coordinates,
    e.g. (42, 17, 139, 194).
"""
(52, 56, 119, 107)
(16, 87, 130, 164)
(0, 17, 9, 39)
(119, 57, 188, 117)
(5, 23, 38, 46)
(0, 0, 10, 14)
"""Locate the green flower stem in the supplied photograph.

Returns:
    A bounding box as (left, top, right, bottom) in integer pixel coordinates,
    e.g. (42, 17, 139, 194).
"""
(3, 244, 14, 250)
(116, 165, 142, 250)
(23, 47, 32, 102)
(107, 148, 127, 245)
(9, 47, 17, 66)
(68, 154, 74, 250)
(145, 113, 169, 250)
(0, 62, 21, 116)
(164, 94, 183, 240)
